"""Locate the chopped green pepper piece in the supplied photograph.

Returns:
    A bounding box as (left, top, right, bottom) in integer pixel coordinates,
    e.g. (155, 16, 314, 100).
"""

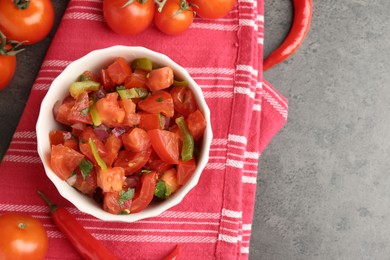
(173, 79, 188, 87)
(89, 104, 102, 126)
(154, 180, 171, 199)
(131, 58, 153, 71)
(175, 116, 194, 162)
(89, 138, 107, 170)
(117, 88, 149, 99)
(69, 80, 100, 98)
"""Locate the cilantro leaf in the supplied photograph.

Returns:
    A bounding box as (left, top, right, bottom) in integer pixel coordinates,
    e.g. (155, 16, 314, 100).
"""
(118, 189, 135, 205)
(79, 159, 93, 180)
(154, 180, 171, 199)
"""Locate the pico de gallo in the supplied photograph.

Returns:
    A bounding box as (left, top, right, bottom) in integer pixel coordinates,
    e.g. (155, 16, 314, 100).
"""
(49, 56, 206, 215)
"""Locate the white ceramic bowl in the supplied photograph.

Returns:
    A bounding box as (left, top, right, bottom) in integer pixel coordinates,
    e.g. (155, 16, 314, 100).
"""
(36, 46, 212, 222)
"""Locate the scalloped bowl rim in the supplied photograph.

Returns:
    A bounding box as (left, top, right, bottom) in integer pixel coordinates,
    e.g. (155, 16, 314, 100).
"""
(36, 46, 212, 222)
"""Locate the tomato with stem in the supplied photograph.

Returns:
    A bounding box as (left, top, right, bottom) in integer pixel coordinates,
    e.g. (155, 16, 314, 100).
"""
(0, 213, 48, 259)
(103, 0, 155, 35)
(189, 0, 237, 19)
(0, 0, 54, 44)
(0, 32, 23, 90)
(154, 0, 195, 36)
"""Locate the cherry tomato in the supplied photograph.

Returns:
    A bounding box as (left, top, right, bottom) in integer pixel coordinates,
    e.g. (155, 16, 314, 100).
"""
(0, 0, 54, 44)
(0, 213, 48, 260)
(103, 0, 155, 35)
(154, 0, 194, 35)
(0, 48, 16, 90)
(189, 0, 237, 19)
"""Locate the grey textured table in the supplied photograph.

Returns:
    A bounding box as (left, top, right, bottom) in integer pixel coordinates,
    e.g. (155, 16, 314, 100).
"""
(1, 1, 387, 259)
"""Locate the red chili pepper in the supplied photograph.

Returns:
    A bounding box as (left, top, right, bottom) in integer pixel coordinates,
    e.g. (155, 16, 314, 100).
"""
(163, 244, 181, 260)
(37, 191, 119, 260)
(263, 0, 313, 71)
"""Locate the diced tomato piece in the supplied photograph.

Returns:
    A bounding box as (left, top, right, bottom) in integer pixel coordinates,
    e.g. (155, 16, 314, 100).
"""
(145, 150, 173, 173)
(170, 85, 198, 117)
(125, 68, 148, 89)
(55, 96, 75, 125)
(64, 138, 79, 151)
(121, 128, 151, 152)
(146, 67, 174, 92)
(103, 190, 133, 214)
(177, 158, 196, 185)
(49, 130, 73, 146)
(103, 133, 123, 167)
(161, 168, 180, 194)
(138, 112, 162, 130)
(79, 126, 107, 164)
(73, 167, 97, 196)
(147, 129, 179, 164)
(186, 109, 206, 141)
(71, 122, 86, 137)
(67, 91, 93, 125)
(106, 57, 132, 85)
(114, 149, 152, 175)
(130, 171, 157, 213)
(97, 167, 125, 192)
(80, 70, 101, 82)
(50, 144, 84, 180)
(95, 92, 125, 127)
(101, 68, 115, 92)
(120, 98, 141, 126)
(138, 91, 174, 117)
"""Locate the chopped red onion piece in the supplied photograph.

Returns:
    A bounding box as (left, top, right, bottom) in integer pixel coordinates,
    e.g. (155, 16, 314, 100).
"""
(63, 131, 72, 140)
(112, 127, 127, 137)
(94, 125, 109, 141)
(66, 174, 77, 186)
(96, 88, 106, 99)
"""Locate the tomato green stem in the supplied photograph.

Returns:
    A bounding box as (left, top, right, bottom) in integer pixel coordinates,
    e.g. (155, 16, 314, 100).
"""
(155, 0, 168, 12)
(37, 190, 60, 213)
(13, 0, 30, 10)
(0, 31, 25, 56)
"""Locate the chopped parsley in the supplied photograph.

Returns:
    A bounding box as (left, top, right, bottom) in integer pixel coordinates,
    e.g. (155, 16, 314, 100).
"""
(81, 107, 90, 115)
(156, 97, 164, 102)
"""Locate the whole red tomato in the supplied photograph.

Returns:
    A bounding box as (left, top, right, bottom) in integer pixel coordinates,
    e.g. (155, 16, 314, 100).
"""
(103, 0, 155, 35)
(0, 47, 16, 90)
(190, 0, 237, 19)
(154, 0, 194, 36)
(0, 213, 48, 259)
(0, 0, 54, 45)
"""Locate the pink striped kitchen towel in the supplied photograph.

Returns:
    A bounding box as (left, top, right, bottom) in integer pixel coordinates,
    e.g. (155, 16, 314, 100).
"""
(0, 0, 288, 259)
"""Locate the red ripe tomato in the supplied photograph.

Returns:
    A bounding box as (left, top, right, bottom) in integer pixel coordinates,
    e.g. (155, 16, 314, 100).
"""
(189, 0, 237, 19)
(103, 0, 155, 35)
(51, 144, 85, 180)
(0, 0, 54, 44)
(103, 133, 123, 167)
(146, 67, 174, 92)
(68, 91, 93, 125)
(0, 213, 48, 259)
(103, 190, 133, 214)
(148, 129, 180, 164)
(122, 128, 151, 152)
(97, 167, 125, 192)
(186, 109, 206, 140)
(95, 92, 126, 127)
(130, 171, 157, 213)
(170, 85, 198, 117)
(138, 91, 175, 117)
(79, 127, 107, 164)
(0, 45, 16, 90)
(177, 158, 196, 185)
(154, 0, 194, 36)
(106, 57, 132, 85)
(114, 149, 152, 175)
(73, 168, 98, 196)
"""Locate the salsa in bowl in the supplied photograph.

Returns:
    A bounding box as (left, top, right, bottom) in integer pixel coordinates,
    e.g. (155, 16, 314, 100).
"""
(36, 46, 212, 222)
